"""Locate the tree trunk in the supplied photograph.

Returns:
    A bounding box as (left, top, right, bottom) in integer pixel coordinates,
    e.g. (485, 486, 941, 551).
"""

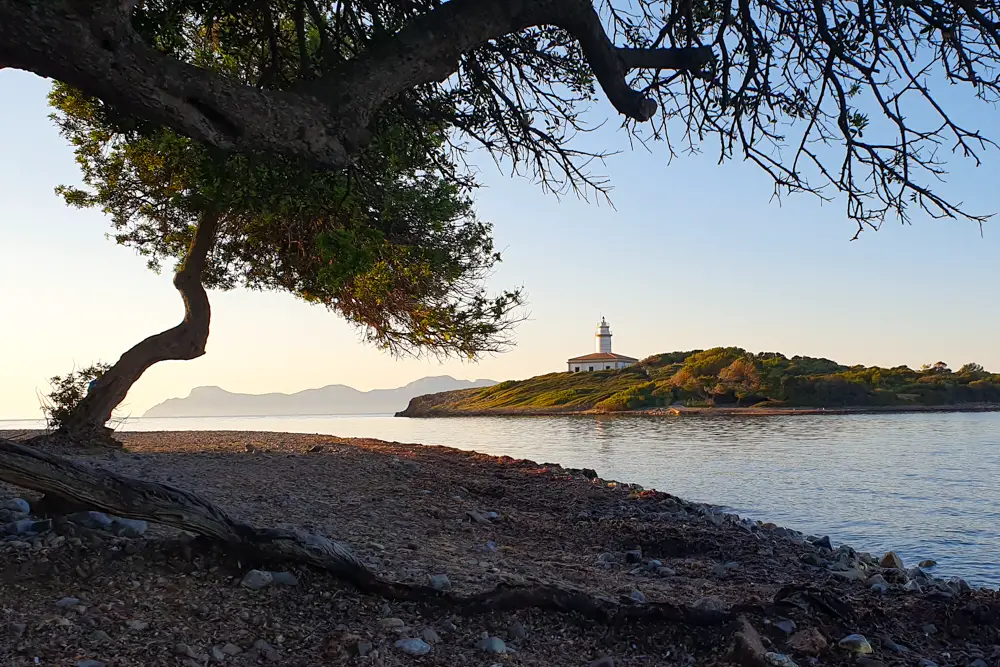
(58, 212, 221, 444)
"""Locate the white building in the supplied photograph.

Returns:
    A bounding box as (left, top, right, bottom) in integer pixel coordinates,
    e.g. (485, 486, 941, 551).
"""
(567, 318, 639, 372)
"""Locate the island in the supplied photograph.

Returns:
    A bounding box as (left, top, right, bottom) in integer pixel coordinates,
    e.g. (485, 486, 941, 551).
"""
(397, 348, 1000, 416)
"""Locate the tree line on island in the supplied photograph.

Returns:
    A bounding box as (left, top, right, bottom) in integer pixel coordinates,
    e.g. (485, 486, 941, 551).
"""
(400, 349, 1000, 415)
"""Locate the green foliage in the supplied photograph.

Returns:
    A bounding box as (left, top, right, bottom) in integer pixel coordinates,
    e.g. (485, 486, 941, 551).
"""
(48, 6, 524, 358)
(40, 363, 112, 430)
(411, 349, 1000, 414)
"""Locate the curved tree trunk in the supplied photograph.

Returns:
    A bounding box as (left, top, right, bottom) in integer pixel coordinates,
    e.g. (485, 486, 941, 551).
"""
(59, 212, 221, 444)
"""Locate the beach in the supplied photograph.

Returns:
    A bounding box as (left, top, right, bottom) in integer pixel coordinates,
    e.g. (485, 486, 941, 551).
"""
(1, 430, 997, 666)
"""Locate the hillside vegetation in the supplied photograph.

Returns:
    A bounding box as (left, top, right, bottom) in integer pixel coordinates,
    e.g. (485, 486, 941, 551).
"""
(398, 348, 1000, 415)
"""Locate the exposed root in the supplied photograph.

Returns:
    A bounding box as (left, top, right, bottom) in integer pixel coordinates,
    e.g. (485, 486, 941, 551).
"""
(0, 438, 736, 626)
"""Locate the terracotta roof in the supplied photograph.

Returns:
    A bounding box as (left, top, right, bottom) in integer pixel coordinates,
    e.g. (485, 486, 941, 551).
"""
(566, 352, 639, 363)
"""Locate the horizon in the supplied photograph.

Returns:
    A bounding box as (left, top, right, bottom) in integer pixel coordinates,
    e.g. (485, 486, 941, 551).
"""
(3, 69, 1000, 419)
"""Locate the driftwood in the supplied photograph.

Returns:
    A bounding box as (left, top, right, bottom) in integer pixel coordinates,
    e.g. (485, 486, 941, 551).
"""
(0, 439, 734, 625)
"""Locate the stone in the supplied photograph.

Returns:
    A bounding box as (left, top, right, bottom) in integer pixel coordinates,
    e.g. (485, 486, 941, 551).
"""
(814, 536, 832, 550)
(800, 553, 826, 567)
(126, 619, 149, 631)
(355, 641, 374, 657)
(786, 628, 827, 656)
(713, 563, 729, 577)
(477, 636, 507, 654)
(904, 580, 923, 593)
(56, 597, 81, 610)
(922, 624, 937, 635)
(6, 518, 50, 535)
(917, 660, 939, 667)
(646, 559, 663, 570)
(948, 576, 972, 593)
(380, 617, 406, 629)
(773, 620, 797, 635)
(766, 652, 798, 667)
(656, 566, 677, 577)
(395, 638, 432, 656)
(270, 571, 298, 587)
(879, 636, 907, 654)
(918, 559, 937, 568)
(4, 498, 30, 513)
(507, 621, 527, 640)
(76, 661, 106, 667)
(175, 643, 196, 658)
(732, 617, 768, 667)
(879, 552, 904, 569)
(867, 574, 887, 586)
(969, 660, 988, 667)
(210, 646, 227, 662)
(241, 569, 273, 590)
(221, 643, 243, 656)
(833, 569, 867, 582)
(110, 517, 148, 537)
(589, 658, 615, 667)
(694, 596, 727, 612)
(422, 627, 442, 644)
(625, 550, 642, 563)
(441, 620, 457, 633)
(857, 659, 886, 667)
(871, 582, 889, 595)
(253, 639, 279, 661)
(838, 634, 873, 655)
(429, 574, 452, 592)
(630, 590, 647, 603)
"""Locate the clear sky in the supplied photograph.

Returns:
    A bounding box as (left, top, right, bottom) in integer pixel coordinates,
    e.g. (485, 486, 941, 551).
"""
(2, 69, 998, 419)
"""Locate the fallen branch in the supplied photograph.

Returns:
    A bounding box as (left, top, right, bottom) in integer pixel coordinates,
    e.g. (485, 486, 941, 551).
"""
(0, 439, 735, 625)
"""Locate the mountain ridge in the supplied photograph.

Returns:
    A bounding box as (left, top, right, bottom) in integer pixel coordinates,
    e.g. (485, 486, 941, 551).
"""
(143, 375, 497, 417)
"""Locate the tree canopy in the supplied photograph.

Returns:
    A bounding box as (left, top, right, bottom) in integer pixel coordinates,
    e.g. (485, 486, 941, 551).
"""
(3, 0, 998, 235)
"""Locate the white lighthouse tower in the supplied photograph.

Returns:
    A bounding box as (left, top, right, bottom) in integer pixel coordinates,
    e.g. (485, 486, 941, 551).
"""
(566, 317, 638, 372)
(596, 317, 613, 353)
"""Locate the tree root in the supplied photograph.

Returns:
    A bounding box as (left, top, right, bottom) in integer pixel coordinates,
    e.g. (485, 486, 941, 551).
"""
(0, 439, 736, 626)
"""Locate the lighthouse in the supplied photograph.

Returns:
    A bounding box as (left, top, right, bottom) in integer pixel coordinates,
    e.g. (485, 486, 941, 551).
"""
(566, 317, 638, 372)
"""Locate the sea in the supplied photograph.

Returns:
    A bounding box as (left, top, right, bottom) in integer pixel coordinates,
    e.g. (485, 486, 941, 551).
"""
(2, 411, 998, 587)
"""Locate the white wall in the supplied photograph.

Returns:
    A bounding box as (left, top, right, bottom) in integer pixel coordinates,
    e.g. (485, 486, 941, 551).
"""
(566, 359, 636, 372)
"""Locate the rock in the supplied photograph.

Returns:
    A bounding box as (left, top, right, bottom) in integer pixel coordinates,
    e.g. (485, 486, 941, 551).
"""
(871, 582, 889, 595)
(110, 517, 148, 537)
(483, 511, 500, 520)
(838, 634, 873, 655)
(6, 518, 50, 535)
(879, 636, 907, 654)
(379, 617, 406, 629)
(507, 621, 526, 640)
(917, 660, 938, 667)
(270, 571, 298, 587)
(175, 643, 196, 658)
(630, 590, 647, 603)
(429, 574, 452, 592)
(210, 646, 227, 662)
(4, 498, 30, 513)
(466, 510, 490, 524)
(441, 620, 457, 633)
(241, 569, 274, 590)
(766, 652, 798, 667)
(879, 551, 904, 569)
(589, 658, 615, 667)
(969, 660, 988, 667)
(646, 559, 663, 570)
(354, 641, 374, 657)
(597, 552, 616, 563)
(867, 574, 887, 586)
(396, 638, 432, 656)
(56, 597, 81, 610)
(625, 550, 642, 563)
(253, 639, 279, 661)
(857, 659, 886, 667)
(221, 643, 243, 656)
(477, 636, 507, 654)
(922, 624, 937, 635)
(581, 468, 598, 479)
(656, 566, 676, 577)
(773, 619, 797, 635)
(814, 536, 832, 550)
(833, 569, 867, 582)
(76, 661, 106, 667)
(948, 576, 971, 592)
(800, 553, 826, 567)
(732, 617, 768, 667)
(919, 559, 937, 568)
(422, 628, 442, 644)
(904, 580, 923, 593)
(10, 622, 27, 637)
(712, 563, 729, 577)
(126, 619, 149, 631)
(787, 628, 828, 656)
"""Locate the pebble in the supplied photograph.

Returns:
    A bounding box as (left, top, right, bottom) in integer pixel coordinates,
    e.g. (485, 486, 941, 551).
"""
(879, 551, 904, 569)
(380, 617, 406, 629)
(773, 619, 796, 635)
(970, 660, 988, 667)
(904, 580, 923, 593)
(838, 634, 873, 655)
(630, 590, 647, 603)
(871, 582, 889, 595)
(477, 636, 507, 654)
(656, 566, 676, 577)
(76, 661, 106, 667)
(441, 619, 457, 633)
(867, 574, 888, 586)
(766, 652, 798, 667)
(646, 559, 663, 570)
(355, 641, 374, 657)
(857, 659, 886, 667)
(429, 574, 452, 592)
(918, 660, 939, 667)
(589, 658, 615, 667)
(221, 643, 243, 656)
(787, 628, 828, 656)
(422, 628, 442, 644)
(919, 559, 938, 568)
(395, 638, 432, 656)
(624, 550, 642, 563)
(879, 636, 907, 653)
(211, 646, 227, 662)
(10, 622, 27, 636)
(56, 597, 81, 610)
(111, 517, 148, 537)
(126, 619, 149, 631)
(692, 596, 726, 612)
(922, 624, 938, 635)
(241, 569, 274, 590)
(253, 639, 279, 661)
(4, 498, 30, 513)
(507, 621, 527, 640)
(270, 571, 298, 587)
(175, 643, 196, 658)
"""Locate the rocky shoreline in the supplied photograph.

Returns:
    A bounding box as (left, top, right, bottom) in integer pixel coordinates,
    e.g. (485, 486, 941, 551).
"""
(1, 430, 998, 667)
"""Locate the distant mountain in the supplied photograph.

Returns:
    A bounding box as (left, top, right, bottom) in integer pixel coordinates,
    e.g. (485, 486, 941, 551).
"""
(142, 376, 498, 417)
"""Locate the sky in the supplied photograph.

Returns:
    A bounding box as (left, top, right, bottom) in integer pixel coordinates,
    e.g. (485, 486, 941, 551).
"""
(1, 69, 998, 419)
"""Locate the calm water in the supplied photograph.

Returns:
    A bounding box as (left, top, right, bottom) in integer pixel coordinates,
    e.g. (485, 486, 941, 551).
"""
(2, 412, 998, 586)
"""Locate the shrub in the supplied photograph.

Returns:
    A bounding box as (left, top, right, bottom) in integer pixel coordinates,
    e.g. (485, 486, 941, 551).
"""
(40, 362, 112, 430)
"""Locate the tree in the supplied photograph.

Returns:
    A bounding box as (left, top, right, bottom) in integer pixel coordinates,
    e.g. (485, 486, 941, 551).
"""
(44, 81, 521, 442)
(2, 0, 999, 235)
